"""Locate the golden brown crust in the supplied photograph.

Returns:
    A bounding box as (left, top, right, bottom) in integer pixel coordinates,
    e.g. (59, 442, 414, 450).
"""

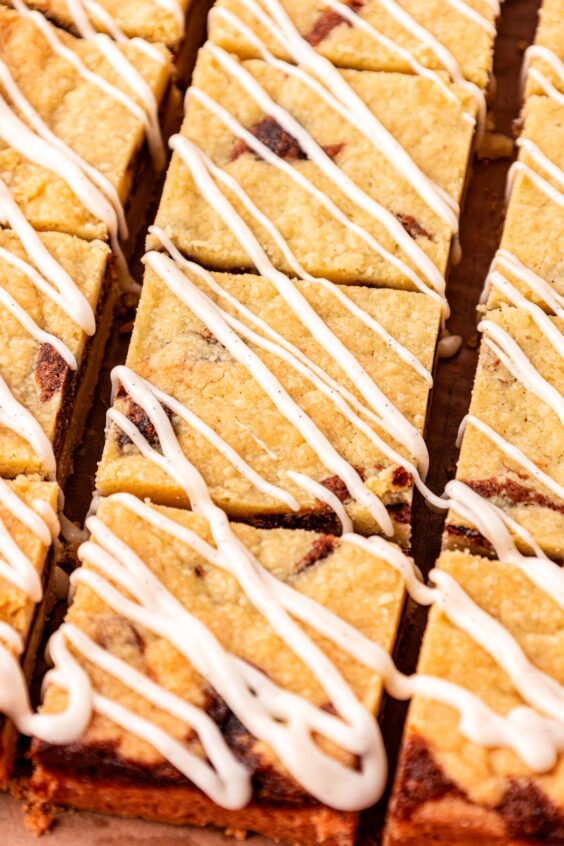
(30, 761, 358, 846)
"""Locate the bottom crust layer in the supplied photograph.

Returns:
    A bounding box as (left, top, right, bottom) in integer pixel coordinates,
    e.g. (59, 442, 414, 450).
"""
(384, 795, 564, 846)
(28, 767, 358, 846)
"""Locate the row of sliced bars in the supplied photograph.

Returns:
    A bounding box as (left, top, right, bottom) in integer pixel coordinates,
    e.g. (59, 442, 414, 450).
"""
(22, 0, 510, 843)
(386, 1, 564, 843)
(0, 0, 203, 792)
(0, 1, 546, 846)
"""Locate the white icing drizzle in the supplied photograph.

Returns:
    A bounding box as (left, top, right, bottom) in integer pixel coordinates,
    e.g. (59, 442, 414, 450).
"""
(154, 139, 434, 384)
(32, 498, 61, 542)
(517, 137, 564, 192)
(479, 318, 564, 424)
(484, 250, 564, 320)
(507, 160, 564, 211)
(71, 0, 167, 64)
(0, 374, 56, 479)
(210, 37, 460, 234)
(0, 85, 131, 283)
(458, 414, 564, 501)
(145, 247, 427, 507)
(0, 285, 77, 369)
(151, 225, 433, 428)
(522, 45, 564, 100)
(0, 246, 93, 336)
(235, 419, 279, 460)
(307, 0, 466, 109)
(148, 229, 446, 517)
(373, 0, 488, 81)
(17, 481, 564, 809)
(0, 178, 100, 477)
(286, 470, 353, 533)
(12, 0, 165, 169)
(0, 53, 128, 240)
(112, 366, 300, 512)
(0, 479, 56, 643)
(113, 345, 393, 534)
(0, 622, 24, 653)
(231, 0, 489, 130)
(0, 93, 118, 238)
(0, 182, 96, 335)
(200, 50, 448, 295)
(442, 0, 495, 31)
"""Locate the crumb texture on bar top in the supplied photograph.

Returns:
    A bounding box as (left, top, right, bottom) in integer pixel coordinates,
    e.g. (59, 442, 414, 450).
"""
(0, 230, 110, 479)
(385, 549, 564, 845)
(446, 305, 564, 561)
(148, 45, 476, 290)
(209, 0, 498, 89)
(0, 6, 172, 241)
(0, 0, 189, 49)
(97, 262, 440, 541)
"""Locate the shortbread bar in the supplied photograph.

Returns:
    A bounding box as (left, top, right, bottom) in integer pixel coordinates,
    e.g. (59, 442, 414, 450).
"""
(1, 0, 191, 53)
(0, 7, 177, 250)
(30, 494, 406, 845)
(444, 306, 564, 561)
(385, 549, 564, 845)
(524, 0, 564, 99)
(486, 95, 564, 311)
(96, 259, 440, 544)
(0, 475, 58, 787)
(0, 230, 115, 483)
(148, 46, 476, 291)
(209, 0, 498, 90)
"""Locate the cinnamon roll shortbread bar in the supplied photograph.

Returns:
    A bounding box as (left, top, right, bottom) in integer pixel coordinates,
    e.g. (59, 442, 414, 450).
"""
(0, 6, 178, 258)
(29, 493, 407, 844)
(385, 549, 564, 845)
(444, 305, 564, 562)
(524, 0, 564, 100)
(96, 257, 441, 544)
(0, 475, 59, 787)
(208, 0, 499, 92)
(485, 94, 564, 312)
(148, 44, 477, 296)
(0, 230, 115, 484)
(1, 0, 191, 54)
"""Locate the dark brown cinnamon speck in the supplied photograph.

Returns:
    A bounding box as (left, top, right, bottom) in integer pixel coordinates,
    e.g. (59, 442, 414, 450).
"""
(295, 535, 337, 573)
(231, 117, 306, 161)
(304, 0, 365, 47)
(391, 734, 464, 820)
(35, 343, 71, 402)
(115, 384, 173, 451)
(396, 213, 433, 241)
